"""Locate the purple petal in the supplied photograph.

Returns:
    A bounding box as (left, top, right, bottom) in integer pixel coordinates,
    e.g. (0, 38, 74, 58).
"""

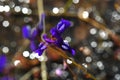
(35, 42, 47, 56)
(57, 21, 62, 27)
(57, 21, 63, 30)
(56, 19, 71, 33)
(38, 42, 44, 48)
(35, 49, 44, 56)
(57, 24, 65, 32)
(67, 48, 76, 56)
(60, 43, 69, 50)
(43, 34, 55, 43)
(0, 55, 7, 72)
(50, 27, 60, 38)
(71, 49, 75, 56)
(30, 41, 38, 51)
(61, 44, 69, 50)
(60, 42, 76, 56)
(53, 37, 63, 48)
(61, 19, 71, 27)
(38, 42, 47, 50)
(40, 44, 47, 50)
(31, 28, 39, 39)
(22, 25, 31, 39)
(38, 13, 45, 31)
(50, 19, 71, 38)
(50, 27, 57, 36)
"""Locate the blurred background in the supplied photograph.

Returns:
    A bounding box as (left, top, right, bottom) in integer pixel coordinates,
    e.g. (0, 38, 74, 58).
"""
(0, 0, 120, 80)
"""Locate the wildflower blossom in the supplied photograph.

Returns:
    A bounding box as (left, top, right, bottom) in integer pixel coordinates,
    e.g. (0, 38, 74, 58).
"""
(22, 18, 75, 56)
(35, 42, 47, 56)
(22, 14, 45, 51)
(39, 19, 75, 55)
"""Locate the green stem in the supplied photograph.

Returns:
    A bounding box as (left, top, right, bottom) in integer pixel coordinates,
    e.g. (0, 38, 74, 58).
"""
(37, 0, 47, 80)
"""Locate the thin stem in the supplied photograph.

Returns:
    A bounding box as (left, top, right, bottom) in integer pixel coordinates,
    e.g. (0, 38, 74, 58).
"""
(48, 46, 96, 80)
(64, 60, 77, 80)
(64, 0, 73, 13)
(40, 51, 47, 80)
(37, 0, 45, 34)
(37, 0, 47, 80)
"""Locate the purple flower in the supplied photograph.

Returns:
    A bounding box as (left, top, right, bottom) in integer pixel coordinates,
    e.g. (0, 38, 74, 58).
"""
(56, 19, 71, 33)
(30, 41, 38, 51)
(43, 34, 55, 43)
(50, 19, 71, 38)
(22, 13, 45, 40)
(22, 18, 75, 56)
(22, 26, 40, 51)
(42, 19, 75, 55)
(35, 42, 47, 56)
(22, 26, 39, 40)
(42, 34, 75, 55)
(22, 14, 45, 51)
(22, 25, 31, 39)
(30, 28, 39, 40)
(0, 55, 7, 72)
(60, 42, 75, 55)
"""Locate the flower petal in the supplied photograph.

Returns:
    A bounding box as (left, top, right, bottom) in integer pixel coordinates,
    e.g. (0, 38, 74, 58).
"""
(38, 13, 45, 31)
(35, 42, 47, 56)
(71, 49, 75, 56)
(31, 28, 39, 39)
(56, 19, 71, 33)
(38, 42, 44, 48)
(61, 19, 71, 27)
(60, 42, 76, 55)
(0, 55, 7, 72)
(57, 24, 65, 32)
(50, 27, 60, 38)
(30, 41, 38, 51)
(50, 19, 71, 38)
(40, 44, 47, 50)
(35, 49, 44, 56)
(22, 25, 31, 39)
(43, 34, 55, 43)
